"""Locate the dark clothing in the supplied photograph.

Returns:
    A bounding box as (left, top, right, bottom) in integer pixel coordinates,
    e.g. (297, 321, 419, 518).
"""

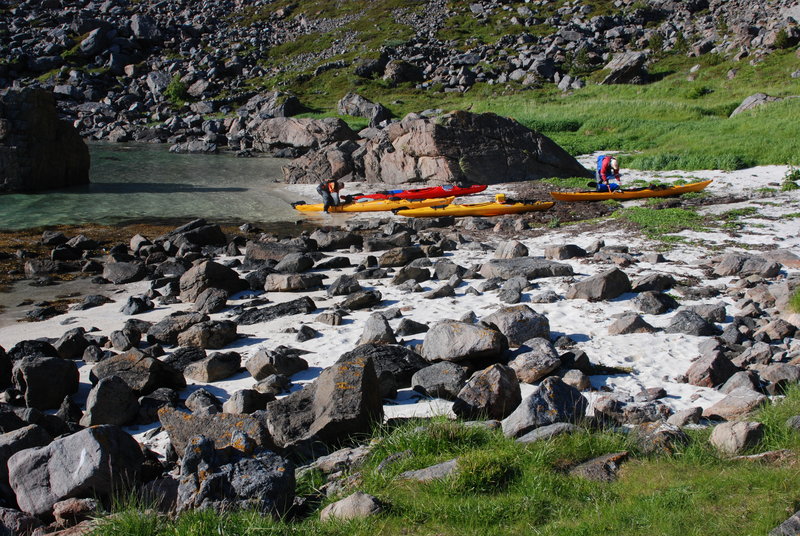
(317, 182, 341, 212)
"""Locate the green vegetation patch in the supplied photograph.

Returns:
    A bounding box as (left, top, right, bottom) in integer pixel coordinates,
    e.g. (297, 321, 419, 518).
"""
(782, 166, 800, 191)
(542, 176, 594, 189)
(92, 400, 800, 536)
(718, 206, 759, 229)
(613, 206, 705, 239)
(789, 288, 800, 314)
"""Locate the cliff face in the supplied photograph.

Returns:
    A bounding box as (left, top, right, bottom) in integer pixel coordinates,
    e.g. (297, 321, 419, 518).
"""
(0, 89, 90, 193)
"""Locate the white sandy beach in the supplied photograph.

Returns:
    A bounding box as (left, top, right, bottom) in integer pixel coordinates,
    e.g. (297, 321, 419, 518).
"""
(1, 158, 799, 454)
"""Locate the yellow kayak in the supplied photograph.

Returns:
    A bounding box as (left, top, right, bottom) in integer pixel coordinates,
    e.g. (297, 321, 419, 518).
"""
(292, 196, 455, 213)
(549, 180, 712, 202)
(396, 200, 555, 218)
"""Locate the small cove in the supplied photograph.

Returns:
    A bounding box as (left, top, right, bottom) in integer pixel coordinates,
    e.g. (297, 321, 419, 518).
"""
(0, 143, 302, 230)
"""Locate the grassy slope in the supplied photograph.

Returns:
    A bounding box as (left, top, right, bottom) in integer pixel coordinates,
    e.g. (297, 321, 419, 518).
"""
(97, 387, 800, 535)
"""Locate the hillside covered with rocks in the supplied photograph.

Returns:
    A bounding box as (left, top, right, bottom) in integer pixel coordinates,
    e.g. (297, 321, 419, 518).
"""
(2, 0, 799, 151)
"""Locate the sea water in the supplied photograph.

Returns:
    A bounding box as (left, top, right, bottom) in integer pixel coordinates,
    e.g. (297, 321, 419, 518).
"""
(0, 143, 300, 230)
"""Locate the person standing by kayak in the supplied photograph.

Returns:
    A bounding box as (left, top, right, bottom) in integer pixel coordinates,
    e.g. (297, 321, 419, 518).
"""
(596, 155, 622, 192)
(316, 178, 343, 212)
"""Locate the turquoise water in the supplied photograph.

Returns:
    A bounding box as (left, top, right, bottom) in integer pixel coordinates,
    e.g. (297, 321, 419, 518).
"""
(0, 143, 301, 230)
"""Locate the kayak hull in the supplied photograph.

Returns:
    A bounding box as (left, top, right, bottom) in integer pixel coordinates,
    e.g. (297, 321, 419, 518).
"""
(293, 196, 455, 213)
(354, 184, 487, 200)
(549, 180, 712, 201)
(397, 201, 555, 218)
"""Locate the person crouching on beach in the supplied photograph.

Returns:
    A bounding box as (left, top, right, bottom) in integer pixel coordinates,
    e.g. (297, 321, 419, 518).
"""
(596, 155, 622, 192)
(316, 178, 343, 212)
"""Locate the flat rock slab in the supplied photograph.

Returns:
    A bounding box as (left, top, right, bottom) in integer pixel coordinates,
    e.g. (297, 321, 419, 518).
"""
(158, 407, 273, 456)
(320, 491, 383, 521)
(703, 387, 767, 420)
(398, 458, 459, 482)
(479, 258, 573, 280)
(516, 423, 581, 444)
(235, 297, 317, 325)
(569, 452, 629, 482)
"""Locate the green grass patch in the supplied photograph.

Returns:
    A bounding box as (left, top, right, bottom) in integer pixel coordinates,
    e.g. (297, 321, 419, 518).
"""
(601, 199, 623, 208)
(163, 75, 189, 105)
(542, 176, 594, 189)
(789, 288, 800, 314)
(93, 404, 800, 536)
(613, 206, 704, 239)
(784, 212, 800, 219)
(782, 166, 800, 191)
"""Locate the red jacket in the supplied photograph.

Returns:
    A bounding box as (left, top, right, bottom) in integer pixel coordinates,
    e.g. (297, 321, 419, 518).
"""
(599, 155, 620, 183)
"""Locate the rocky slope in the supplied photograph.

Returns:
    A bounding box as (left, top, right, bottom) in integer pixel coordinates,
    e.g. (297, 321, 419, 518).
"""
(1, 0, 798, 152)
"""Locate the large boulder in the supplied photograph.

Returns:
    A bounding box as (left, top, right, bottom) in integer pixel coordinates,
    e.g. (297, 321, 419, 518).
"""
(176, 435, 294, 514)
(664, 310, 718, 336)
(7, 425, 143, 516)
(235, 297, 317, 325)
(411, 362, 470, 400)
(713, 252, 781, 278)
(245, 346, 309, 380)
(243, 91, 302, 118)
(184, 352, 242, 382)
(102, 262, 147, 284)
(379, 246, 425, 267)
(709, 421, 764, 455)
(508, 337, 561, 384)
(90, 349, 186, 395)
(479, 257, 573, 280)
(158, 407, 273, 456)
(566, 268, 631, 301)
(159, 219, 226, 249)
(422, 321, 507, 362)
(320, 491, 383, 521)
(357, 314, 397, 345)
(253, 117, 357, 152)
(176, 320, 238, 349)
(703, 387, 768, 420)
(340, 290, 382, 311)
(147, 311, 208, 345)
(729, 93, 782, 118)
(0, 424, 52, 482)
(501, 377, 589, 438)
(685, 351, 739, 387)
(339, 344, 428, 387)
(264, 273, 323, 292)
(179, 261, 246, 302)
(264, 355, 382, 448)
(452, 364, 521, 420)
(482, 305, 550, 348)
(327, 274, 362, 296)
(337, 93, 391, 126)
(387, 111, 590, 185)
(80, 375, 139, 427)
(0, 88, 89, 193)
(12, 357, 79, 410)
(245, 240, 310, 263)
(284, 111, 591, 185)
(600, 51, 649, 85)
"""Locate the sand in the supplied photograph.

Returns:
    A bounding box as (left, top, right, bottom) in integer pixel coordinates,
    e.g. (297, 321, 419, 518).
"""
(1, 156, 799, 453)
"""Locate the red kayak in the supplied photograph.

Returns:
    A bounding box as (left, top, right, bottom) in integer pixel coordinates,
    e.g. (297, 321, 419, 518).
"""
(353, 183, 487, 200)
